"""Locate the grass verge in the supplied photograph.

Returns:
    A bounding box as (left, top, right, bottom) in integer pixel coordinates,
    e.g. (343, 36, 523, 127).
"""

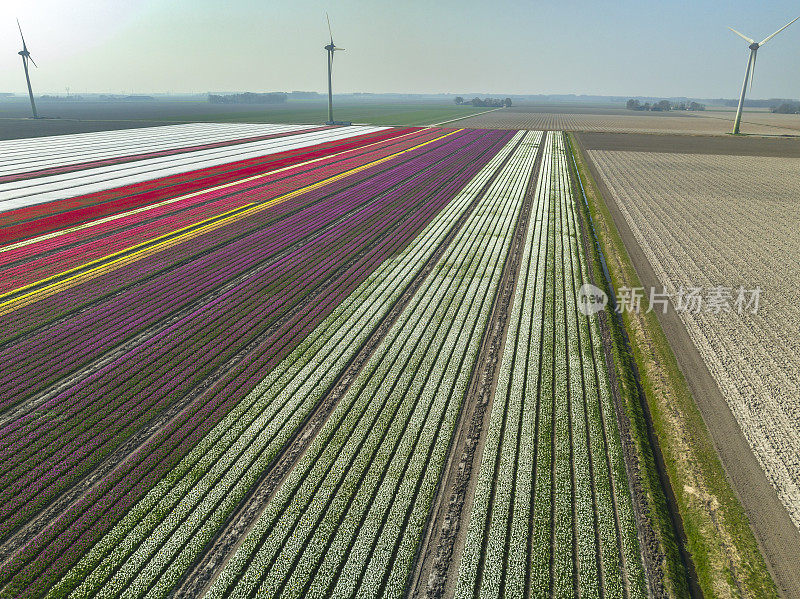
(566, 132, 778, 599)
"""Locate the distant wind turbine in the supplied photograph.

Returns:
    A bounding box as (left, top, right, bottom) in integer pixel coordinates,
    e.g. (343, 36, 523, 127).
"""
(16, 19, 39, 119)
(728, 16, 799, 134)
(324, 13, 345, 125)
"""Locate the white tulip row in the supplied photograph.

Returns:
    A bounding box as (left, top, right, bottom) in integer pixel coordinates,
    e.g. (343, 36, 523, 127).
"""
(560, 136, 647, 599)
(455, 132, 646, 599)
(455, 131, 552, 599)
(46, 132, 527, 599)
(204, 131, 542, 599)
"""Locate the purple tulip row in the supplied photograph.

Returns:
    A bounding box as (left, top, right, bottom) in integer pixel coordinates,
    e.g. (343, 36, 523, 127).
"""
(0, 128, 514, 597)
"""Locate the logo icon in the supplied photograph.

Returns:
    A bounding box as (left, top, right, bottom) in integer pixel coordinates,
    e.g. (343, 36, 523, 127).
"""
(577, 283, 608, 316)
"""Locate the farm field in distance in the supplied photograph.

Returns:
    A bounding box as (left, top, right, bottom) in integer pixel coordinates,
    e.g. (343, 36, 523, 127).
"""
(451, 105, 800, 136)
(0, 98, 489, 139)
(0, 123, 675, 598)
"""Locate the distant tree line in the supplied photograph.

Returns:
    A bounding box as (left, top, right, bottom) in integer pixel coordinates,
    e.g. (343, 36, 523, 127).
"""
(39, 95, 85, 102)
(95, 95, 155, 102)
(626, 99, 705, 112)
(208, 92, 287, 105)
(771, 101, 800, 114)
(289, 91, 321, 99)
(454, 96, 512, 108)
(723, 98, 793, 108)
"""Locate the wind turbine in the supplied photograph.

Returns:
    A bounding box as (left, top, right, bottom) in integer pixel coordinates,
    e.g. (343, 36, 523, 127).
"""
(324, 13, 345, 125)
(729, 16, 799, 134)
(16, 19, 40, 119)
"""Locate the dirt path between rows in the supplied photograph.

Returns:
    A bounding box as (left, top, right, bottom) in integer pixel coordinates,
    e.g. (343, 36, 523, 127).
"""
(173, 134, 529, 598)
(406, 137, 544, 599)
(575, 133, 800, 599)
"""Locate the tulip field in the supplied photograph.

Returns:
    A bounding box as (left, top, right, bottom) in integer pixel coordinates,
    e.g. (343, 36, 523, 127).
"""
(454, 134, 645, 599)
(0, 124, 649, 598)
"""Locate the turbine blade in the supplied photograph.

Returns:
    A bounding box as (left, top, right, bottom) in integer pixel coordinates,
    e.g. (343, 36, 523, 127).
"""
(17, 18, 28, 50)
(335, 47, 345, 51)
(750, 49, 756, 91)
(28, 55, 38, 68)
(759, 16, 800, 45)
(728, 27, 755, 44)
(326, 12, 333, 45)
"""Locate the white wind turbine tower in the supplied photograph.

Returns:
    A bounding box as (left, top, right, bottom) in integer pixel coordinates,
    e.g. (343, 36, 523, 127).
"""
(729, 16, 799, 134)
(324, 12, 345, 125)
(16, 19, 40, 119)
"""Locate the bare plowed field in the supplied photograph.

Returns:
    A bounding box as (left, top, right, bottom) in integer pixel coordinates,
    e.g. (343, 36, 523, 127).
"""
(587, 150, 800, 535)
(452, 110, 800, 136)
(578, 132, 800, 157)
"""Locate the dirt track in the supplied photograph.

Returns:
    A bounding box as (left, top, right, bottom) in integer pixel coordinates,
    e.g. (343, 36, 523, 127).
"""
(576, 133, 800, 599)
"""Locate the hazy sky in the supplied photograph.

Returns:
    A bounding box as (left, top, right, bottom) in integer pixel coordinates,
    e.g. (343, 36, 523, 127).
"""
(1, 0, 799, 98)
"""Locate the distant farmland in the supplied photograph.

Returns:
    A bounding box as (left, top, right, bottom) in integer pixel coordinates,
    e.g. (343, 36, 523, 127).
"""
(0, 98, 488, 128)
(451, 107, 800, 136)
(0, 123, 678, 597)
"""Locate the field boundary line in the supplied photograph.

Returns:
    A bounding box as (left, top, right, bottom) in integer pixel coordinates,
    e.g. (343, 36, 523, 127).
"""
(566, 132, 687, 598)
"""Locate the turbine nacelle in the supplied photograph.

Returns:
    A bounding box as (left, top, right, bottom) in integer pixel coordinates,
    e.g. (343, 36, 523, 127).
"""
(749, 42, 760, 50)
